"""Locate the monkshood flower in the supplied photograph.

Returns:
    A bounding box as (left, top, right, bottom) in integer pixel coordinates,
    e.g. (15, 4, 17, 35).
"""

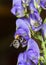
(17, 52, 35, 65)
(16, 19, 31, 36)
(34, 0, 46, 10)
(30, 10, 42, 31)
(41, 24, 46, 40)
(26, 38, 40, 64)
(10, 18, 31, 48)
(11, 0, 25, 17)
(13, 18, 30, 48)
(17, 38, 40, 65)
(40, 0, 46, 10)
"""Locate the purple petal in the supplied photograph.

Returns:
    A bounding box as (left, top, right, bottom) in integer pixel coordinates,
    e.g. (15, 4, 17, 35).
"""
(11, 6, 16, 15)
(40, 0, 46, 10)
(11, 0, 22, 15)
(30, 11, 42, 24)
(29, 2, 37, 12)
(17, 52, 27, 65)
(17, 52, 35, 65)
(13, 0, 21, 6)
(26, 38, 40, 64)
(16, 19, 30, 35)
(11, 0, 25, 17)
(11, 6, 24, 17)
(18, 52, 27, 62)
(14, 28, 29, 40)
(30, 11, 42, 31)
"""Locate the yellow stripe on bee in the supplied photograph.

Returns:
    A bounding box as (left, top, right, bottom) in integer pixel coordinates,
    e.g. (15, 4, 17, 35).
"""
(15, 35, 19, 39)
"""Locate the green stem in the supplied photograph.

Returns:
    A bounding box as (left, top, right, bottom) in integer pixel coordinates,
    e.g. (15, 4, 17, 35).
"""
(42, 40, 46, 63)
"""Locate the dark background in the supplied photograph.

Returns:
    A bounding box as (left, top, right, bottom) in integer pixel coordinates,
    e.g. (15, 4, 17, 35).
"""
(0, 0, 46, 65)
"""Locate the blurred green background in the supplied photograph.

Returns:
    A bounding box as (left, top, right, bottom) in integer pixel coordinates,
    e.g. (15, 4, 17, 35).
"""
(0, 0, 46, 65)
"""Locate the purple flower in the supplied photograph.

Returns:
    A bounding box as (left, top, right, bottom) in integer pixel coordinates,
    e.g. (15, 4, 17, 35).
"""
(41, 23, 46, 39)
(40, 0, 46, 10)
(11, 0, 25, 17)
(34, 0, 46, 10)
(29, 10, 42, 31)
(11, 6, 24, 17)
(17, 38, 40, 65)
(15, 28, 29, 40)
(12, 18, 31, 48)
(17, 52, 28, 65)
(26, 38, 40, 64)
(16, 19, 31, 35)
(14, 22, 30, 47)
(17, 52, 35, 65)
(11, 18, 31, 48)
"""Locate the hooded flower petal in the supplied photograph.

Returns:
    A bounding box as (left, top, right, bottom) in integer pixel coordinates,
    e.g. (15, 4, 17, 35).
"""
(17, 52, 35, 65)
(17, 52, 28, 65)
(11, 6, 17, 15)
(26, 38, 40, 64)
(16, 19, 31, 36)
(11, 0, 25, 17)
(11, 6, 24, 17)
(40, 0, 46, 10)
(12, 0, 21, 6)
(30, 11, 42, 31)
(41, 23, 46, 39)
(30, 10, 42, 24)
(14, 28, 29, 39)
(17, 52, 27, 63)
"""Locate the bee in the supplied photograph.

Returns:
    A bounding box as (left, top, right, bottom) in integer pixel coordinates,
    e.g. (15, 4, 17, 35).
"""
(10, 35, 27, 48)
